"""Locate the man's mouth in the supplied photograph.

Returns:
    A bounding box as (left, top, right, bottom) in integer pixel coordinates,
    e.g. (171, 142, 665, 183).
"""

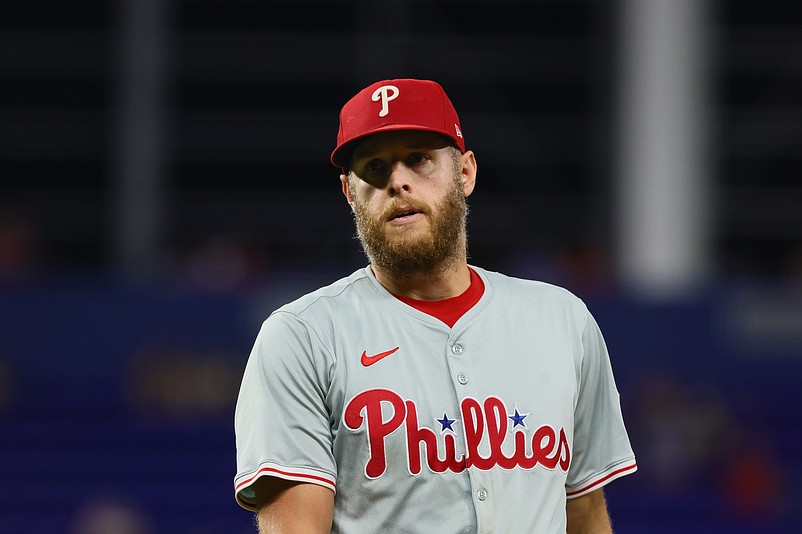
(387, 205, 425, 222)
(390, 209, 421, 221)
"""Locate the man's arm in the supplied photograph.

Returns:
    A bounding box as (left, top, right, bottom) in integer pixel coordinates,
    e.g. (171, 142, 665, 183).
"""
(566, 488, 612, 534)
(254, 478, 334, 534)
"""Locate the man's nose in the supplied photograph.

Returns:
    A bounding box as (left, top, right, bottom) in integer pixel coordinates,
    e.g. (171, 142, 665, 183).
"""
(386, 162, 412, 196)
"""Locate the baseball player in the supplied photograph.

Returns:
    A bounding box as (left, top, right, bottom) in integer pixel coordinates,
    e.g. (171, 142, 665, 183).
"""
(234, 78, 637, 533)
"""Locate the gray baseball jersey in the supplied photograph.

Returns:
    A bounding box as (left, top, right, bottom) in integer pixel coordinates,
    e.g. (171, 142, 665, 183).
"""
(234, 266, 637, 533)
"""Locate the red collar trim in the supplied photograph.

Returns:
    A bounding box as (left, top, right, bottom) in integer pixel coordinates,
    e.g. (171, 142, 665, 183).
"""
(393, 268, 485, 328)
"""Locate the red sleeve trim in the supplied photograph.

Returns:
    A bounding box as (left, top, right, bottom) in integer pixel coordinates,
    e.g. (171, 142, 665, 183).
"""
(566, 460, 638, 499)
(234, 463, 336, 510)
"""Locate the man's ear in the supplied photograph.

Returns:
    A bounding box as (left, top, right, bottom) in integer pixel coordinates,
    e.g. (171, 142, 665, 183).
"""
(461, 150, 477, 198)
(340, 174, 354, 206)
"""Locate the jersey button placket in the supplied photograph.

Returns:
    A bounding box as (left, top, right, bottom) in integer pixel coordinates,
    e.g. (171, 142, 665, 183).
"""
(451, 343, 469, 386)
(446, 338, 489, 531)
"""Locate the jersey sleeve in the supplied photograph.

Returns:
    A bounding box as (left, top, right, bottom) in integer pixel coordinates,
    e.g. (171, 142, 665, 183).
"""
(233, 310, 337, 511)
(565, 309, 637, 499)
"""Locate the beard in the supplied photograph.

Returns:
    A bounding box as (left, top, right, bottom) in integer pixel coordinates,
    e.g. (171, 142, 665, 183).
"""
(351, 175, 469, 279)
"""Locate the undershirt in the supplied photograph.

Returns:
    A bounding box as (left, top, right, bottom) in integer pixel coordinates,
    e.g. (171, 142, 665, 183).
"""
(393, 268, 485, 328)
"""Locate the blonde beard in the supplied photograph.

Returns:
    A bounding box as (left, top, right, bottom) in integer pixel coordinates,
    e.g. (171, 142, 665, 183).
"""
(352, 175, 468, 279)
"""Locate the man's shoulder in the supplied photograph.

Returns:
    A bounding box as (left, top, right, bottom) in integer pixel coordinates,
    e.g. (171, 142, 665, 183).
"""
(476, 266, 588, 310)
(274, 267, 373, 318)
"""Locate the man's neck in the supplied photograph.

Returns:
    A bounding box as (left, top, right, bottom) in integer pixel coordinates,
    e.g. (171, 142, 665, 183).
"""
(371, 258, 472, 301)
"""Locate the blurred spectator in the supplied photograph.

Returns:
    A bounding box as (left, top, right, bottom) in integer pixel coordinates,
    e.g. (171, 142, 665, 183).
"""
(124, 347, 243, 420)
(69, 496, 153, 534)
(722, 433, 784, 521)
(554, 246, 615, 297)
(169, 235, 269, 293)
(505, 246, 615, 298)
(0, 214, 41, 285)
(629, 370, 729, 491)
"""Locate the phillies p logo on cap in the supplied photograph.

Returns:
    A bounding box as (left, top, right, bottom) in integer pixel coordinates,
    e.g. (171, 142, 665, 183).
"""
(371, 85, 399, 118)
(331, 78, 466, 168)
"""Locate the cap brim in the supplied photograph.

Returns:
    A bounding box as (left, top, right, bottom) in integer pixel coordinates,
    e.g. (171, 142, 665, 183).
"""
(330, 124, 461, 169)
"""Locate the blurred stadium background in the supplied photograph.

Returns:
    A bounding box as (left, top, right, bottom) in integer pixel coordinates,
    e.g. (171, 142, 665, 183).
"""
(1, 0, 801, 532)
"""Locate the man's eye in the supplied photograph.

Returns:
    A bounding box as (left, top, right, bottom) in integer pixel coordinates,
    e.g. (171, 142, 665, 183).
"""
(365, 159, 384, 172)
(409, 153, 429, 165)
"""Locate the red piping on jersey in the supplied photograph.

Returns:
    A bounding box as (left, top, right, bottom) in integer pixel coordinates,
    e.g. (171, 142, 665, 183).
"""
(236, 466, 336, 492)
(565, 461, 638, 497)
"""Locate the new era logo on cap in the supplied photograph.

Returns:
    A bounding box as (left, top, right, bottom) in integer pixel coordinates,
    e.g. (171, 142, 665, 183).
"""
(331, 78, 466, 168)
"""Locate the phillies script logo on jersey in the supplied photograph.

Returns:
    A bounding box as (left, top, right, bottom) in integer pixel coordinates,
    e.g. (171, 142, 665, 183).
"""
(343, 388, 571, 478)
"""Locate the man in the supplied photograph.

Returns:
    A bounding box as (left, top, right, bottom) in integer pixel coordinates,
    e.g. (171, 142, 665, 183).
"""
(234, 78, 637, 533)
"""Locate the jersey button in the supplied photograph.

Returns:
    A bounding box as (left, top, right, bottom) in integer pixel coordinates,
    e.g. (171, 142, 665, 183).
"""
(477, 489, 488, 501)
(457, 373, 469, 385)
(451, 344, 464, 356)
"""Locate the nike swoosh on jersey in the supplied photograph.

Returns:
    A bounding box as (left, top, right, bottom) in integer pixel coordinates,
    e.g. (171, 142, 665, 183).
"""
(361, 347, 400, 367)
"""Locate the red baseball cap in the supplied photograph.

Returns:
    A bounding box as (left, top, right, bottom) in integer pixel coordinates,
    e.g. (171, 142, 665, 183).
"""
(330, 78, 466, 169)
